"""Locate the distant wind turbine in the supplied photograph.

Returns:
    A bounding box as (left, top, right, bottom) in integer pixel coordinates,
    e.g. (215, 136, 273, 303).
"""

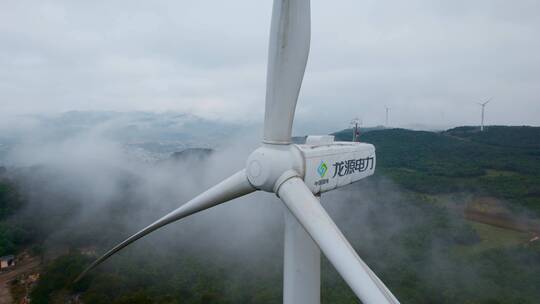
(478, 98, 491, 132)
(350, 117, 362, 142)
(385, 106, 390, 127)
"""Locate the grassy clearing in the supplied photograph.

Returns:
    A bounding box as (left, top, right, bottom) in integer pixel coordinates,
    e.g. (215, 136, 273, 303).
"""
(457, 222, 530, 256)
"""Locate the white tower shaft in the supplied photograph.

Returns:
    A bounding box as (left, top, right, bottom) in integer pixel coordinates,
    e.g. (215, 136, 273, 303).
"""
(481, 105, 484, 131)
(479, 99, 490, 132)
(284, 207, 321, 304)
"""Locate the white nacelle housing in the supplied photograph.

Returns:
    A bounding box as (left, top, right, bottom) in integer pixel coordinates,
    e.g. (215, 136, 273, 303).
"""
(296, 136, 376, 194)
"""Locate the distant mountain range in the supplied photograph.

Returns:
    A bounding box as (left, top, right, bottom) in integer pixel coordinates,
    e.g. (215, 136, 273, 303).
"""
(2, 111, 244, 143)
(0, 111, 246, 163)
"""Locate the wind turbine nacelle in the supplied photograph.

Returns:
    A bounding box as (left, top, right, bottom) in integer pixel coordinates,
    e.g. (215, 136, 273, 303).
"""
(297, 136, 376, 194)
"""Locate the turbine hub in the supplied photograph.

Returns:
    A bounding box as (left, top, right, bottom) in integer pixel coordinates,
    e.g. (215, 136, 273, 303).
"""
(246, 144, 304, 192)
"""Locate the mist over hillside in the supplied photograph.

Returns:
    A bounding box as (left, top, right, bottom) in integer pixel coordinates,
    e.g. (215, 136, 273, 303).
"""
(0, 111, 249, 164)
(0, 118, 539, 303)
(1, 111, 487, 165)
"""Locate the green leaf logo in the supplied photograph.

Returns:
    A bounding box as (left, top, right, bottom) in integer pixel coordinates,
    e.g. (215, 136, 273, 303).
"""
(317, 161, 328, 178)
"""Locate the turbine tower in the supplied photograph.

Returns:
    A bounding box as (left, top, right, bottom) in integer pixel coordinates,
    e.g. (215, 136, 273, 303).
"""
(478, 98, 491, 132)
(385, 106, 390, 127)
(350, 117, 361, 142)
(77, 1, 400, 303)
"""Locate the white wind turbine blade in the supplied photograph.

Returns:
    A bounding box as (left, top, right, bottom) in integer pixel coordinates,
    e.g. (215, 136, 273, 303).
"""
(478, 98, 492, 106)
(278, 177, 400, 304)
(264, 0, 310, 144)
(76, 169, 255, 282)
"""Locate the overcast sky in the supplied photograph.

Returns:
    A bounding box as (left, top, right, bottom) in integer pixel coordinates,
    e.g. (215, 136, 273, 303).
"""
(1, 0, 539, 130)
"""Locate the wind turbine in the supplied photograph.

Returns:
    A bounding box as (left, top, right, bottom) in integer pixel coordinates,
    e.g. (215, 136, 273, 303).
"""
(350, 117, 362, 142)
(478, 98, 491, 132)
(385, 106, 390, 127)
(77, 1, 399, 303)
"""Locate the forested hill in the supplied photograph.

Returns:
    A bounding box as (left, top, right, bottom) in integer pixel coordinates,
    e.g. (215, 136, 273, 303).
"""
(1, 125, 539, 304)
(334, 126, 540, 213)
(445, 126, 540, 150)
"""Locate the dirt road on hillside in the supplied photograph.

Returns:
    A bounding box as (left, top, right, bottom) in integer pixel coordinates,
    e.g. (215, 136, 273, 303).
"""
(0, 259, 40, 304)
